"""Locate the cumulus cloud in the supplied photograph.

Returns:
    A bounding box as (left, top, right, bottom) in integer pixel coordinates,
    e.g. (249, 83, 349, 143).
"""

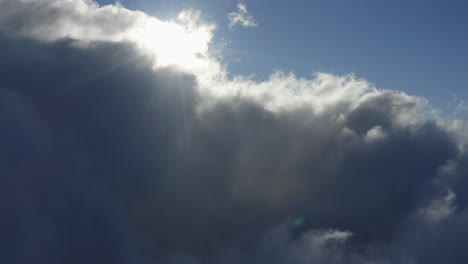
(1, 0, 468, 263)
(0, 0, 217, 74)
(228, 3, 258, 29)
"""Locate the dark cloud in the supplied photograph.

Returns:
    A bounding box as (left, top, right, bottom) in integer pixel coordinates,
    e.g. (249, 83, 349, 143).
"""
(1, 26, 468, 264)
(0, 86, 150, 263)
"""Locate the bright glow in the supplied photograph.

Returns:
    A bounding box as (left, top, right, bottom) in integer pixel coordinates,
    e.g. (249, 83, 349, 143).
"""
(132, 10, 215, 72)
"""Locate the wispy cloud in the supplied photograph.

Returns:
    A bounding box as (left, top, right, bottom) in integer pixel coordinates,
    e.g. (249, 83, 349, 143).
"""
(228, 3, 258, 29)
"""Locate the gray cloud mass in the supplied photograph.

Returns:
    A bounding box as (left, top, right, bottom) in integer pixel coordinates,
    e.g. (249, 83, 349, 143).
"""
(1, 1, 468, 264)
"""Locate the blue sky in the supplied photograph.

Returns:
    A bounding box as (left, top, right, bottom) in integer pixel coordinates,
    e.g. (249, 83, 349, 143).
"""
(95, 0, 468, 114)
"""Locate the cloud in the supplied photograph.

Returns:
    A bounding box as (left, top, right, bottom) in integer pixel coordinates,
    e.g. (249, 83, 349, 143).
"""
(0, 84, 151, 263)
(1, 0, 468, 263)
(364, 125, 387, 143)
(228, 3, 258, 29)
(0, 0, 217, 74)
(211, 223, 356, 264)
(454, 100, 468, 120)
(419, 189, 457, 223)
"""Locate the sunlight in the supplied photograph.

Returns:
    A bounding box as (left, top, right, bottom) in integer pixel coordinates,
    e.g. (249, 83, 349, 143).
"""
(132, 10, 215, 72)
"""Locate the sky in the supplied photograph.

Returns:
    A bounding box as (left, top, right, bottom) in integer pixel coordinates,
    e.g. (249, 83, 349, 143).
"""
(1, 0, 468, 263)
(95, 0, 468, 114)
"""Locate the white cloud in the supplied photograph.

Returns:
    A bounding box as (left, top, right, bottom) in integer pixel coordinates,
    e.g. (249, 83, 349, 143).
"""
(0, 0, 218, 74)
(1, 0, 443, 129)
(0, 0, 448, 137)
(227, 3, 258, 29)
(364, 126, 387, 143)
(291, 229, 353, 264)
(419, 189, 457, 223)
(0, 0, 461, 130)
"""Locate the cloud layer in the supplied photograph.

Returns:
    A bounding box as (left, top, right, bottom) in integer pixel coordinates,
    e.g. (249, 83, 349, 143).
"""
(1, 1, 468, 263)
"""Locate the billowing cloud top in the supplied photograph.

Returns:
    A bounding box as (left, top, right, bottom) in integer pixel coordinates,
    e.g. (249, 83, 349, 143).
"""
(0, 0, 217, 74)
(1, 0, 468, 264)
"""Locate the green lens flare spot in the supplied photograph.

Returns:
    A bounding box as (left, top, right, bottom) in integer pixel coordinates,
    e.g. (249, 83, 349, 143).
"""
(292, 217, 305, 227)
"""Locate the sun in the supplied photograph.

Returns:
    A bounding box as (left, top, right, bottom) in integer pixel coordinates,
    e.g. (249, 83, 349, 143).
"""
(132, 10, 215, 73)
